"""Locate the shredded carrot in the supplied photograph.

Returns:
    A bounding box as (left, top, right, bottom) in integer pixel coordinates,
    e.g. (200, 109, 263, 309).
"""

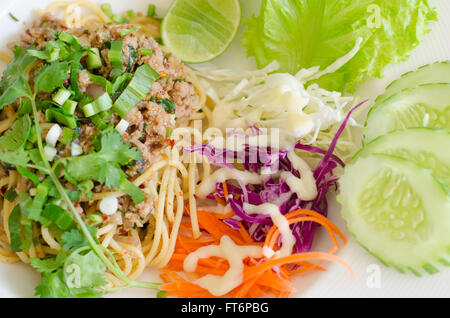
(159, 207, 351, 298)
(222, 182, 229, 202)
(214, 195, 226, 206)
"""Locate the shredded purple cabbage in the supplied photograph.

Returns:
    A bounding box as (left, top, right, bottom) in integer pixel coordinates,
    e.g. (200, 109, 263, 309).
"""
(186, 100, 367, 253)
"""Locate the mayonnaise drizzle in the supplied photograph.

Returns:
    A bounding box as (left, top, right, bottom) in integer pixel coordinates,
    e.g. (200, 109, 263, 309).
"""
(196, 167, 264, 199)
(244, 203, 296, 258)
(280, 150, 318, 201)
(184, 235, 262, 296)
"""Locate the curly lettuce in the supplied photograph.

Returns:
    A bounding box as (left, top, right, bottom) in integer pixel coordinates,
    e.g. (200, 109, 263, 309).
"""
(242, 0, 438, 92)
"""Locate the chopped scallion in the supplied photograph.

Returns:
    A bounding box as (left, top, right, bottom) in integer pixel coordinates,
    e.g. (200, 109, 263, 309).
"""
(147, 4, 156, 18)
(52, 88, 72, 106)
(87, 48, 103, 70)
(108, 41, 123, 68)
(45, 108, 78, 129)
(9, 13, 19, 22)
(62, 100, 78, 115)
(81, 93, 113, 117)
(120, 26, 141, 38)
(112, 64, 159, 118)
(140, 48, 153, 57)
(127, 10, 136, 19)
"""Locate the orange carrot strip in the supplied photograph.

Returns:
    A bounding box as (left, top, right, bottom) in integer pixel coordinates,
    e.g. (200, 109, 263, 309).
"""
(214, 195, 226, 206)
(222, 182, 229, 202)
(285, 209, 347, 243)
(244, 252, 353, 282)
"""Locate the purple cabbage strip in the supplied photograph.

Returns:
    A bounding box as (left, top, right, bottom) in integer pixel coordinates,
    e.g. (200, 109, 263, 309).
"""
(189, 100, 368, 253)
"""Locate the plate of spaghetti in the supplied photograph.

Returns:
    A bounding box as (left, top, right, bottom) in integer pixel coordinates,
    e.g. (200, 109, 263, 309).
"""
(0, 0, 449, 298)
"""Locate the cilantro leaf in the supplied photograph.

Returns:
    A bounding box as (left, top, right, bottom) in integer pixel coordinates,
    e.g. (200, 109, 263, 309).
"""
(159, 98, 176, 114)
(64, 132, 145, 203)
(0, 115, 31, 151)
(97, 132, 142, 165)
(0, 46, 36, 109)
(30, 250, 68, 273)
(60, 226, 97, 251)
(34, 61, 70, 94)
(35, 269, 70, 298)
(0, 150, 30, 166)
(69, 250, 108, 290)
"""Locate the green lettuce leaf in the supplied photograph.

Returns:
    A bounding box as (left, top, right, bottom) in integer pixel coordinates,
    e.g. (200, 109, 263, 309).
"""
(242, 0, 438, 92)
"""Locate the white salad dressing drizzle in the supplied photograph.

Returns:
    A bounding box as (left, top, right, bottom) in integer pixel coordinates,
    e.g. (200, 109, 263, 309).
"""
(244, 203, 296, 258)
(184, 235, 262, 296)
(196, 168, 264, 199)
(280, 151, 318, 201)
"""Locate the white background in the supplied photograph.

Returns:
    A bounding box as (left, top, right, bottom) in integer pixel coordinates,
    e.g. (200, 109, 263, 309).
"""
(0, 0, 449, 298)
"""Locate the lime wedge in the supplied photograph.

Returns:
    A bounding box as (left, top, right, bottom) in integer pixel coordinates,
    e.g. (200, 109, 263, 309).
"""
(161, 0, 241, 64)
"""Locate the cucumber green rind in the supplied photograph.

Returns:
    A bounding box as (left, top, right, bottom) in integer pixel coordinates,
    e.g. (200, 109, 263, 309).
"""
(376, 61, 450, 104)
(364, 83, 450, 143)
(354, 128, 450, 188)
(338, 154, 450, 276)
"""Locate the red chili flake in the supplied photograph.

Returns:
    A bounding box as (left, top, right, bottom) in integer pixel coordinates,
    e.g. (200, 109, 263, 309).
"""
(118, 228, 127, 235)
(103, 215, 109, 221)
(159, 71, 169, 77)
(166, 138, 175, 149)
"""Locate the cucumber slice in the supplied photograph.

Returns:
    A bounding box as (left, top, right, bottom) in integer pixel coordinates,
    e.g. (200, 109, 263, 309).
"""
(355, 128, 450, 188)
(364, 83, 450, 143)
(376, 62, 450, 103)
(338, 154, 450, 275)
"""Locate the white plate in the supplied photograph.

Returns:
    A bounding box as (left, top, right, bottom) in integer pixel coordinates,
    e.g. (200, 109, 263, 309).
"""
(0, 0, 449, 298)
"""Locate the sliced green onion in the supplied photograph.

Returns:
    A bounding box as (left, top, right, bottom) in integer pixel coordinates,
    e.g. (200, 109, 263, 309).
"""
(17, 166, 41, 186)
(45, 108, 78, 129)
(62, 100, 78, 115)
(120, 26, 141, 37)
(147, 4, 156, 17)
(108, 41, 123, 68)
(87, 71, 113, 94)
(42, 204, 75, 231)
(45, 124, 62, 147)
(3, 188, 18, 202)
(140, 49, 153, 57)
(44, 145, 57, 162)
(88, 214, 103, 226)
(112, 64, 159, 118)
(87, 48, 103, 70)
(71, 143, 83, 157)
(8, 205, 22, 252)
(115, 119, 129, 135)
(52, 88, 72, 106)
(9, 12, 19, 22)
(111, 14, 129, 24)
(91, 111, 111, 130)
(81, 93, 113, 117)
(25, 182, 50, 221)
